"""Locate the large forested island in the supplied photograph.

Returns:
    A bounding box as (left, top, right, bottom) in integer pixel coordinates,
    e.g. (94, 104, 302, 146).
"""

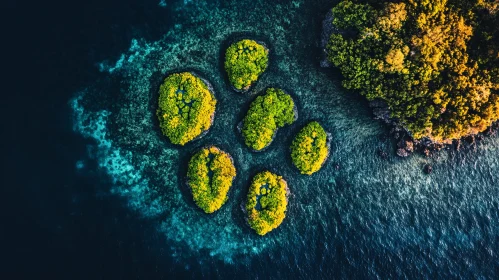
(326, 0, 499, 144)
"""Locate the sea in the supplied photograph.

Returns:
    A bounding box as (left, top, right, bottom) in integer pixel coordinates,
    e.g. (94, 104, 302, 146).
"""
(7, 0, 499, 278)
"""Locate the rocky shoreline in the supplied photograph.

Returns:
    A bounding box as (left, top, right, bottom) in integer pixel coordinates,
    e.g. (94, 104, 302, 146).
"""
(371, 99, 499, 159)
(320, 10, 334, 68)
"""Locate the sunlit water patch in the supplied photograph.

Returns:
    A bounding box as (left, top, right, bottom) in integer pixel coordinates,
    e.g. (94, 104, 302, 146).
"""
(72, 0, 499, 277)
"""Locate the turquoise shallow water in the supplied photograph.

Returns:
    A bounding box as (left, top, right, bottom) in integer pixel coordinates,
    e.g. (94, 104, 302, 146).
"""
(72, 0, 499, 277)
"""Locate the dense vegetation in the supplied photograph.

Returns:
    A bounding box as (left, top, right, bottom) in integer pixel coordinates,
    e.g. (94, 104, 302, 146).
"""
(246, 171, 288, 235)
(157, 72, 217, 145)
(327, 0, 499, 143)
(187, 146, 237, 213)
(290, 121, 329, 175)
(242, 88, 296, 150)
(225, 39, 269, 91)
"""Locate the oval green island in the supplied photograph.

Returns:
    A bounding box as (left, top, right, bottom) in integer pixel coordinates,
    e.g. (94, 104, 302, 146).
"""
(224, 39, 269, 91)
(290, 121, 329, 175)
(187, 146, 236, 214)
(242, 88, 296, 151)
(246, 171, 289, 236)
(157, 72, 217, 145)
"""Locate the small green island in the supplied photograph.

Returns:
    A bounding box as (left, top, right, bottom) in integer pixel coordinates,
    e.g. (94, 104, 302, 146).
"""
(326, 0, 499, 143)
(246, 171, 289, 236)
(290, 121, 329, 175)
(157, 72, 217, 145)
(242, 88, 296, 151)
(224, 39, 269, 91)
(187, 146, 237, 214)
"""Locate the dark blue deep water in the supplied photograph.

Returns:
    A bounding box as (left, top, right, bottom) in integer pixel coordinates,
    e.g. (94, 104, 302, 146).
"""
(7, 0, 499, 279)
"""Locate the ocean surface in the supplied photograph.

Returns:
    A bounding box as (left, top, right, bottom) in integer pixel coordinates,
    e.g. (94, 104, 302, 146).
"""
(9, 0, 499, 278)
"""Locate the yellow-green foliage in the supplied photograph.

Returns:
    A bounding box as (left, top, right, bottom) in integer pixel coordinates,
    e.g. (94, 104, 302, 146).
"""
(327, 0, 499, 143)
(187, 146, 236, 214)
(246, 171, 288, 236)
(157, 72, 217, 145)
(290, 122, 329, 175)
(242, 88, 296, 150)
(224, 39, 269, 90)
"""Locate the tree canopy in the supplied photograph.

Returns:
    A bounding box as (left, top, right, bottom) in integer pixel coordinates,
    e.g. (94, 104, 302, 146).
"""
(225, 39, 269, 91)
(157, 72, 216, 145)
(242, 88, 296, 150)
(187, 146, 236, 214)
(290, 122, 329, 175)
(327, 0, 499, 143)
(246, 171, 288, 236)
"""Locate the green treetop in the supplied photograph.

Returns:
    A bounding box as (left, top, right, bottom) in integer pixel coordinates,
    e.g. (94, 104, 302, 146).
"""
(187, 146, 236, 214)
(242, 88, 296, 151)
(225, 39, 269, 91)
(246, 171, 288, 236)
(291, 122, 329, 175)
(157, 72, 217, 145)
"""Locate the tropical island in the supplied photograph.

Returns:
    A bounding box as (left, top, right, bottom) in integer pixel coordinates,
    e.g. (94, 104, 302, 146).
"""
(157, 72, 217, 145)
(290, 121, 329, 175)
(224, 39, 269, 91)
(245, 171, 289, 236)
(187, 146, 237, 214)
(241, 88, 296, 151)
(325, 0, 499, 146)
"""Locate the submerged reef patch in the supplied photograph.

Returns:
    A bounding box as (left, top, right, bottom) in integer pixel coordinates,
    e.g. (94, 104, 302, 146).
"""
(224, 39, 269, 91)
(187, 146, 237, 213)
(242, 88, 296, 151)
(246, 171, 289, 236)
(290, 121, 329, 175)
(157, 72, 216, 145)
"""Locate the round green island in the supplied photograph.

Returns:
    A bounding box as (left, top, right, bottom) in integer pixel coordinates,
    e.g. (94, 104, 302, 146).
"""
(290, 121, 329, 175)
(224, 39, 269, 91)
(187, 146, 236, 214)
(246, 171, 289, 236)
(242, 88, 296, 151)
(157, 72, 217, 145)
